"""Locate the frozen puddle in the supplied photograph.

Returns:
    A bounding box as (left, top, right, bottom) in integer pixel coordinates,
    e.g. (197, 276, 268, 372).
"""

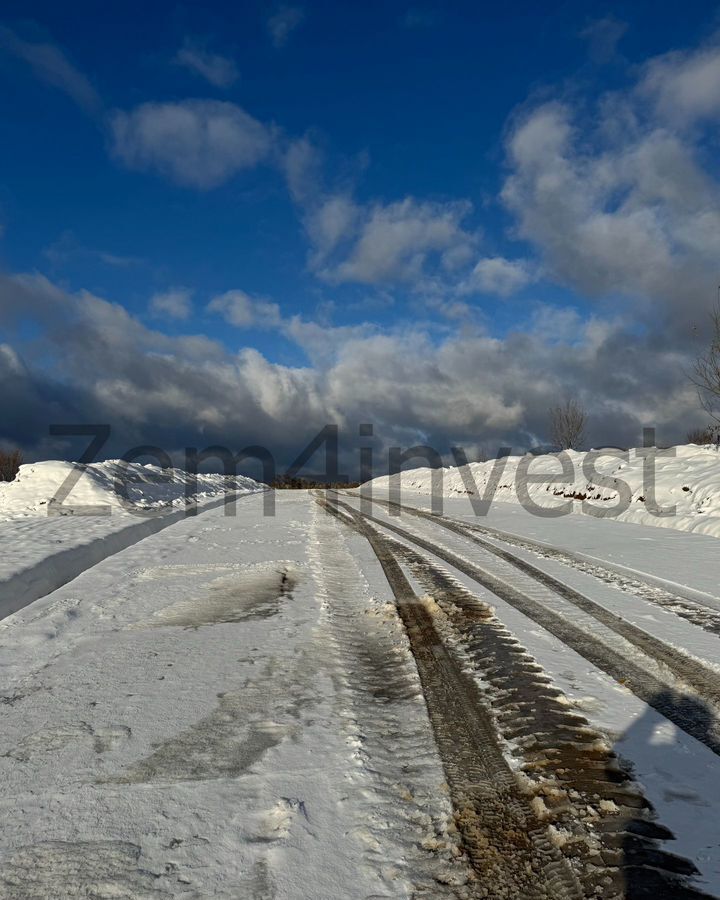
(138, 563, 298, 628)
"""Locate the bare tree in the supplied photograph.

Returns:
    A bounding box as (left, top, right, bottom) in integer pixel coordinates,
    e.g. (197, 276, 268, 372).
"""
(686, 426, 713, 445)
(692, 301, 720, 423)
(549, 399, 587, 450)
(0, 448, 23, 482)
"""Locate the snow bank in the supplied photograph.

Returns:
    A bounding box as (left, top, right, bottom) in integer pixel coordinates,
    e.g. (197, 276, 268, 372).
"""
(0, 459, 263, 520)
(0, 461, 265, 620)
(364, 444, 720, 539)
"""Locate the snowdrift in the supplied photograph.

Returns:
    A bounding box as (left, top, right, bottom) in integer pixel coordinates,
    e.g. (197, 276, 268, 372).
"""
(364, 444, 720, 539)
(0, 459, 263, 520)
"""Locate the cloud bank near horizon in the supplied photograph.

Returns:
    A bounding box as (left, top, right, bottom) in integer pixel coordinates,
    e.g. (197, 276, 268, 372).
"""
(1, 25, 719, 470)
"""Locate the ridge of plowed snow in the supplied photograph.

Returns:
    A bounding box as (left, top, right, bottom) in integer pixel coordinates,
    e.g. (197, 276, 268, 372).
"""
(0, 460, 263, 520)
(364, 444, 720, 538)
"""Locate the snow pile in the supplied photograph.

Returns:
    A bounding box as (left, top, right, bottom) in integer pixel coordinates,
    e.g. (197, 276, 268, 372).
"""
(365, 444, 720, 538)
(0, 460, 263, 520)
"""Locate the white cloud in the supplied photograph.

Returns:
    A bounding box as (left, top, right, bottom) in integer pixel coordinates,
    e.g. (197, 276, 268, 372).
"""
(150, 288, 193, 320)
(0, 272, 704, 463)
(110, 100, 273, 189)
(501, 91, 720, 326)
(639, 42, 720, 125)
(209, 288, 378, 366)
(282, 136, 323, 204)
(314, 197, 477, 286)
(306, 194, 360, 262)
(208, 290, 281, 328)
(267, 6, 305, 48)
(460, 256, 533, 297)
(0, 26, 100, 112)
(279, 134, 480, 292)
(175, 41, 239, 88)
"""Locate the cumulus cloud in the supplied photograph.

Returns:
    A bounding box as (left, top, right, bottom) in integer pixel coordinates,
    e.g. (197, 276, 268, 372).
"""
(502, 86, 720, 329)
(208, 290, 282, 328)
(267, 6, 305, 48)
(0, 25, 101, 113)
(280, 134, 480, 291)
(460, 257, 533, 297)
(308, 196, 478, 286)
(175, 40, 239, 88)
(150, 288, 194, 320)
(110, 100, 274, 189)
(0, 273, 701, 469)
(639, 41, 720, 125)
(208, 288, 376, 366)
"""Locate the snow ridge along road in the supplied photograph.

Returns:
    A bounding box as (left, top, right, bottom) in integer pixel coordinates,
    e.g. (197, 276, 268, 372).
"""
(319, 492, 713, 898)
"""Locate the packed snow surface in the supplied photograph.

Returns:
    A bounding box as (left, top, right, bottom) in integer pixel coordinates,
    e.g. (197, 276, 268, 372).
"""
(2, 491, 720, 894)
(0, 494, 466, 898)
(0, 459, 263, 520)
(365, 443, 720, 538)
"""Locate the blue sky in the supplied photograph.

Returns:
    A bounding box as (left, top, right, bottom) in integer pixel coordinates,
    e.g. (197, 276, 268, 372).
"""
(1, 1, 720, 472)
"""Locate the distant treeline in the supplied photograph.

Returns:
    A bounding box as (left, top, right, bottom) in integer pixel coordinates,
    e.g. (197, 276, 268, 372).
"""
(0, 448, 23, 482)
(270, 475, 360, 490)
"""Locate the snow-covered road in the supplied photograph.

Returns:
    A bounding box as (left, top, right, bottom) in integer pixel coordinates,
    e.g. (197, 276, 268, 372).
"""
(1, 490, 720, 898)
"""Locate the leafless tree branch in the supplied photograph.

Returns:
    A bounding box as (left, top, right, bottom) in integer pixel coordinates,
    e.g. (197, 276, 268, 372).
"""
(690, 302, 720, 424)
(549, 398, 587, 450)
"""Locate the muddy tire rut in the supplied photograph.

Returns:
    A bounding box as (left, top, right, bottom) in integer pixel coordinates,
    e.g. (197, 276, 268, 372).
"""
(333, 494, 720, 758)
(316, 494, 712, 899)
(375, 494, 720, 638)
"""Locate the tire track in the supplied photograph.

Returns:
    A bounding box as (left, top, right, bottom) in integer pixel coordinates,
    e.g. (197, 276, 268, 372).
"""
(317, 497, 585, 899)
(391, 541, 707, 899)
(328, 494, 720, 757)
(317, 496, 710, 898)
(307, 503, 476, 896)
(460, 519, 720, 637)
(366, 494, 720, 637)
(352, 495, 720, 709)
